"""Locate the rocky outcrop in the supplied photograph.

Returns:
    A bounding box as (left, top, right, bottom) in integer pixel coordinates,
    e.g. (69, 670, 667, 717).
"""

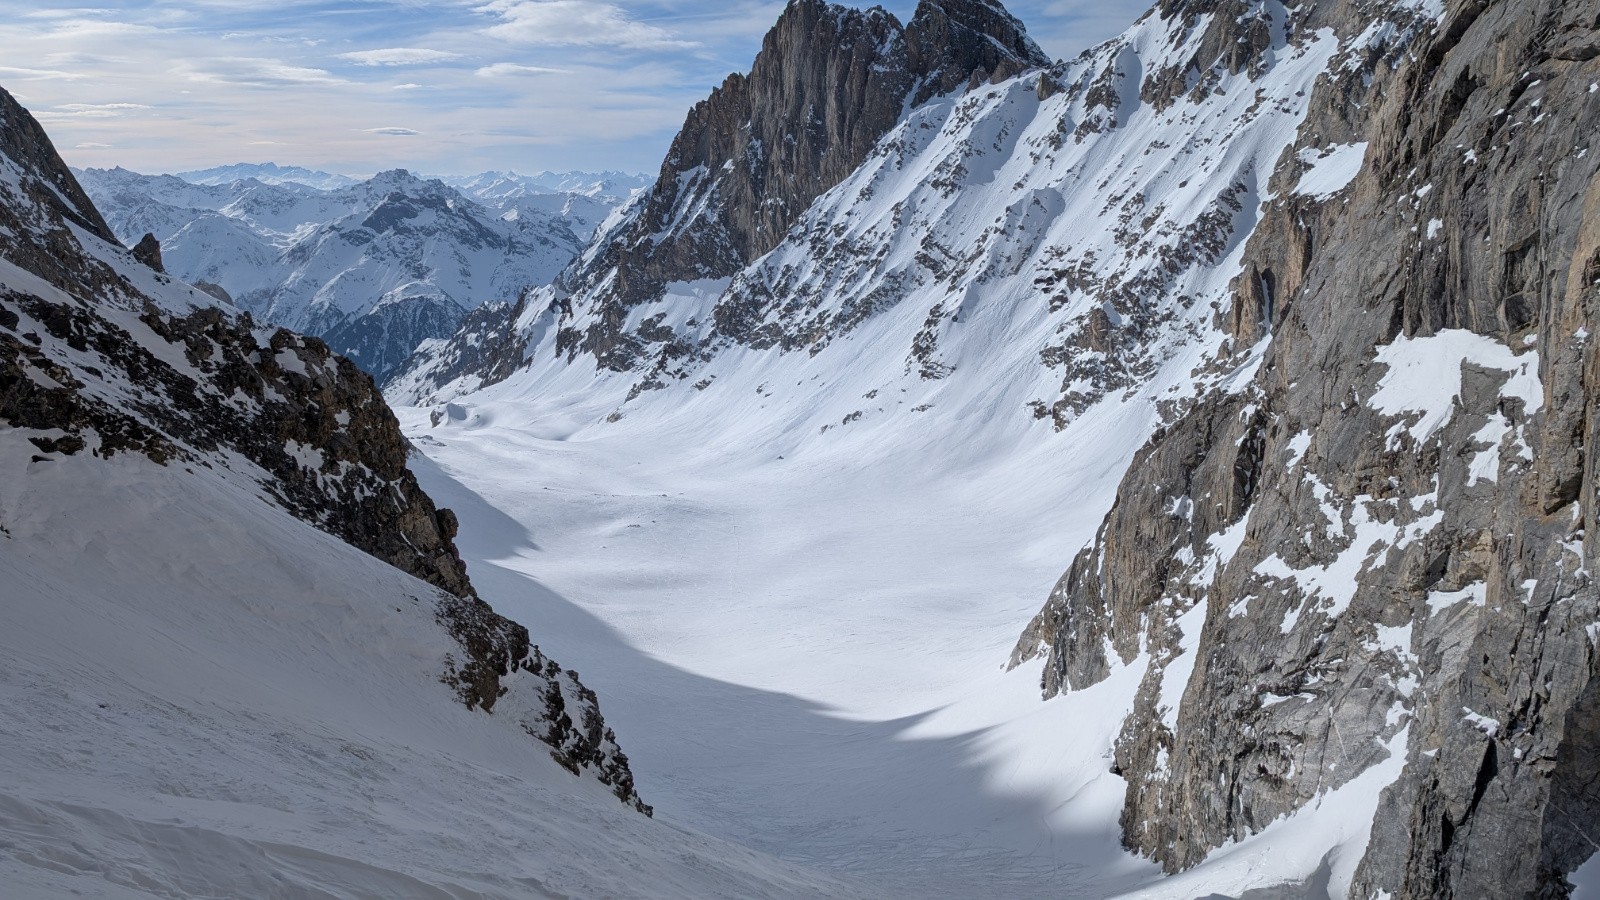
(193, 279, 233, 304)
(1015, 0, 1600, 894)
(547, 0, 1049, 371)
(131, 232, 163, 273)
(0, 87, 160, 312)
(0, 84, 648, 815)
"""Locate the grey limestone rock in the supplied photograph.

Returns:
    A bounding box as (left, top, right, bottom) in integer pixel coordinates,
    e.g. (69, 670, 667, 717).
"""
(1016, 0, 1600, 895)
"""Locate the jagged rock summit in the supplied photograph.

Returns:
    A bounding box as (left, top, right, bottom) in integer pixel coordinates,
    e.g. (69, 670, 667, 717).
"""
(542, 0, 1051, 370)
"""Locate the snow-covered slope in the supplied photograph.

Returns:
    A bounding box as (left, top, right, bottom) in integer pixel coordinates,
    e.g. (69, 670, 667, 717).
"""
(0, 421, 865, 900)
(1, 83, 876, 899)
(395, 0, 1341, 424)
(383, 0, 1489, 895)
(75, 166, 641, 379)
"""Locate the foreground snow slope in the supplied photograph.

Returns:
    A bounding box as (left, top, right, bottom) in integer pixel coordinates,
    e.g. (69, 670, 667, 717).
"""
(0, 434, 860, 900)
(1, 82, 857, 899)
(401, 355, 1429, 897)
(401, 394, 1157, 898)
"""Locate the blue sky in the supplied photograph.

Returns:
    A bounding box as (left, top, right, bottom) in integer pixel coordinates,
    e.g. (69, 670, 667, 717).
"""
(1, 0, 1151, 178)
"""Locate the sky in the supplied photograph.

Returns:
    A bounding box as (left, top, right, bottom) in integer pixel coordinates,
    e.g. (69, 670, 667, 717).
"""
(1, 0, 1152, 178)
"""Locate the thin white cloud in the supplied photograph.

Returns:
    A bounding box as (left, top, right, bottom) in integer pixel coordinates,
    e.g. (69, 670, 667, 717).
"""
(23, 7, 116, 19)
(63, 102, 149, 112)
(35, 19, 159, 39)
(175, 57, 344, 87)
(74, 141, 112, 149)
(474, 62, 565, 77)
(363, 126, 421, 136)
(35, 102, 150, 120)
(0, 64, 85, 81)
(338, 48, 461, 67)
(477, 0, 696, 50)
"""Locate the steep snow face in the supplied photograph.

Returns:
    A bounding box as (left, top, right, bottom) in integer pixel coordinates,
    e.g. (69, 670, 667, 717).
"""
(76, 167, 635, 379)
(397, 0, 1338, 432)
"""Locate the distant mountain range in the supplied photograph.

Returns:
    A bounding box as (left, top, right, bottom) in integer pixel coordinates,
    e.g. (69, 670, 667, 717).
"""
(75, 164, 650, 379)
(175, 162, 362, 191)
(175, 162, 653, 201)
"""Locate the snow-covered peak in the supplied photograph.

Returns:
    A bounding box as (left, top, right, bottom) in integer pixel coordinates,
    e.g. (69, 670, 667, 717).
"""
(78, 163, 636, 380)
(437, 170, 654, 205)
(395, 0, 1344, 427)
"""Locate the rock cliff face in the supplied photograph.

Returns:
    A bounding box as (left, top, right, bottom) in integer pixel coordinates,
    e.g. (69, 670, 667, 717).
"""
(0, 85, 647, 815)
(1015, 0, 1600, 894)
(517, 0, 1050, 373)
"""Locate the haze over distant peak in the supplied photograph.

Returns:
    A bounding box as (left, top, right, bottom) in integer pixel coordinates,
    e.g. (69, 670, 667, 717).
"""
(174, 162, 361, 192)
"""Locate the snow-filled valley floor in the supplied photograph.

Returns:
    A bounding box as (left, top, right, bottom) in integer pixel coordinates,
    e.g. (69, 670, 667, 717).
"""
(396, 380, 1400, 899)
(401, 401, 1153, 898)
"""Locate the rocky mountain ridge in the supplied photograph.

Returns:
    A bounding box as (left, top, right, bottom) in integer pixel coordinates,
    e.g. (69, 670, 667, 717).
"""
(441, 0, 1054, 378)
(391, 0, 1334, 424)
(0, 83, 647, 814)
